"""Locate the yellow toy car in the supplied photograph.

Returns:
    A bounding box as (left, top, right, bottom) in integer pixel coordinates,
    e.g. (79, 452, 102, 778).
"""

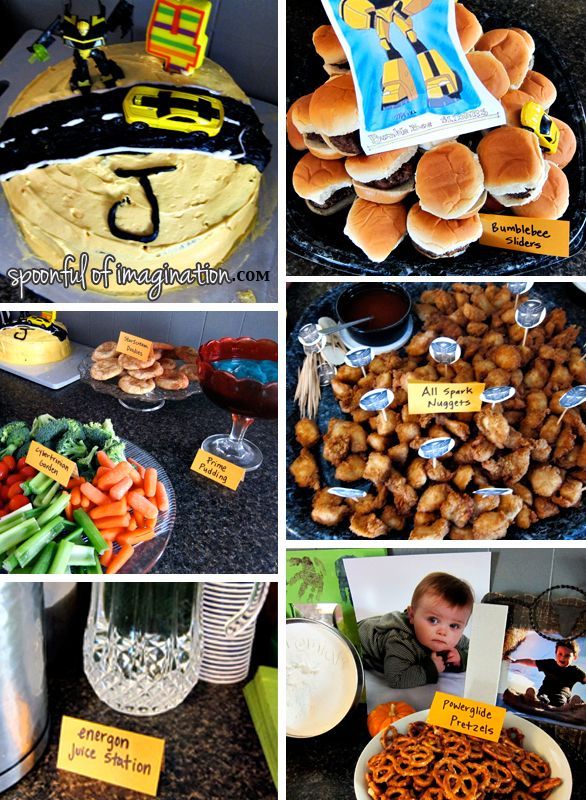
(520, 101, 559, 153)
(123, 85, 224, 137)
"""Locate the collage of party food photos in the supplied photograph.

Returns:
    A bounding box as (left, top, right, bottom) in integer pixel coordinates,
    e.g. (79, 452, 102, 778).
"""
(1, 0, 586, 798)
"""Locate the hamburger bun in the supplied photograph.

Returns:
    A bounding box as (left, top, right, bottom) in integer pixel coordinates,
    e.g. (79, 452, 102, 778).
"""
(511, 27, 536, 57)
(345, 146, 418, 203)
(455, 4, 483, 52)
(292, 152, 354, 215)
(291, 93, 341, 159)
(407, 202, 483, 258)
(344, 199, 407, 262)
(544, 117, 577, 169)
(511, 163, 569, 220)
(415, 142, 485, 219)
(309, 74, 362, 156)
(312, 25, 349, 75)
(477, 126, 546, 206)
(476, 29, 531, 89)
(501, 89, 536, 127)
(287, 95, 311, 150)
(520, 70, 557, 109)
(467, 51, 510, 99)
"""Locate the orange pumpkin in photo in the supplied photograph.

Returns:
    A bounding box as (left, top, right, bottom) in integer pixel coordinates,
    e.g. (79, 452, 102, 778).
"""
(367, 701, 416, 737)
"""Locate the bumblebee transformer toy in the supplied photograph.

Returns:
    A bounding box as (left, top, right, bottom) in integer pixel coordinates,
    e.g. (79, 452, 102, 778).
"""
(339, 0, 462, 109)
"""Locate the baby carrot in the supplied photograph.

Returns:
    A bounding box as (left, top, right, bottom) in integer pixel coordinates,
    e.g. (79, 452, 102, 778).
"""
(94, 466, 109, 480)
(97, 451, 115, 469)
(90, 499, 127, 520)
(128, 517, 138, 531)
(94, 513, 131, 529)
(109, 476, 134, 501)
(133, 511, 145, 528)
(127, 458, 146, 478)
(144, 468, 157, 498)
(99, 542, 113, 567)
(129, 468, 142, 486)
(127, 491, 158, 520)
(65, 503, 73, 522)
(80, 482, 110, 506)
(100, 529, 121, 542)
(70, 486, 82, 507)
(106, 545, 134, 575)
(155, 481, 169, 512)
(146, 516, 157, 529)
(96, 462, 133, 491)
(80, 496, 90, 509)
(117, 529, 156, 546)
(68, 476, 85, 489)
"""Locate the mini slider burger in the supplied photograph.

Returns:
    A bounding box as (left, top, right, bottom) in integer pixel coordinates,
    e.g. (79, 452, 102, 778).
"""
(292, 152, 354, 215)
(313, 24, 349, 75)
(466, 51, 510, 99)
(287, 94, 311, 151)
(344, 199, 407, 262)
(291, 93, 341, 159)
(407, 202, 483, 259)
(476, 28, 531, 89)
(455, 4, 483, 53)
(309, 73, 364, 156)
(344, 146, 418, 204)
(477, 126, 547, 207)
(520, 70, 557, 109)
(545, 117, 577, 169)
(415, 142, 486, 219)
(511, 162, 569, 220)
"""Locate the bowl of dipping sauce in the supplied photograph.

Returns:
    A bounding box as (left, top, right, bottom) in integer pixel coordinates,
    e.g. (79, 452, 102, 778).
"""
(335, 283, 412, 346)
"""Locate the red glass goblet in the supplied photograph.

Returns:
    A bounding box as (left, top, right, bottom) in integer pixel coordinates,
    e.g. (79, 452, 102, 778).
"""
(198, 337, 278, 471)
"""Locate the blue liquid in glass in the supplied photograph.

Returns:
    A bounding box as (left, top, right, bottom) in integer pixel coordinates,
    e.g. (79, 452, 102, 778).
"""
(213, 358, 277, 383)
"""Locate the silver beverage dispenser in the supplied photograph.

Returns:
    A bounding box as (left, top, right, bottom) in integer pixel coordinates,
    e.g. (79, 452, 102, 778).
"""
(0, 583, 49, 791)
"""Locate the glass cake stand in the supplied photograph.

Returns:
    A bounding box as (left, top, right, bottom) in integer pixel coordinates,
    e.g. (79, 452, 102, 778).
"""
(79, 355, 201, 411)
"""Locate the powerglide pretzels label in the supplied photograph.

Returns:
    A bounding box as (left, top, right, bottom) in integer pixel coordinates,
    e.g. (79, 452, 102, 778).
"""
(26, 442, 76, 487)
(408, 382, 485, 413)
(427, 692, 506, 742)
(116, 332, 154, 362)
(479, 214, 569, 257)
(57, 716, 165, 796)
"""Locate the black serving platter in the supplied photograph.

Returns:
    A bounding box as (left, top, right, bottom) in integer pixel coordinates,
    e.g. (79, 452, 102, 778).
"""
(286, 282, 586, 540)
(286, 2, 586, 275)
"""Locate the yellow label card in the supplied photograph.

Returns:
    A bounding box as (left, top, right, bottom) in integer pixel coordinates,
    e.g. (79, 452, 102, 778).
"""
(57, 716, 165, 796)
(191, 448, 245, 490)
(26, 441, 76, 487)
(408, 381, 485, 414)
(479, 214, 569, 257)
(427, 692, 506, 742)
(116, 332, 153, 362)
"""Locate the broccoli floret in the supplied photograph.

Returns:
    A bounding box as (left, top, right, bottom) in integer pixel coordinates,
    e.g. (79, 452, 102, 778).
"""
(104, 439, 126, 464)
(55, 432, 88, 460)
(30, 415, 70, 448)
(81, 424, 110, 449)
(62, 418, 85, 440)
(0, 421, 30, 458)
(15, 437, 32, 461)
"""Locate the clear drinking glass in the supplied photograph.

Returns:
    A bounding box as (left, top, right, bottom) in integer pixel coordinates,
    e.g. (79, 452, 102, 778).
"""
(83, 583, 203, 716)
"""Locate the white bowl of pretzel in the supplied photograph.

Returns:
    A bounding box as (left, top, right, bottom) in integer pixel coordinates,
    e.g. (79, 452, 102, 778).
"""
(354, 709, 572, 800)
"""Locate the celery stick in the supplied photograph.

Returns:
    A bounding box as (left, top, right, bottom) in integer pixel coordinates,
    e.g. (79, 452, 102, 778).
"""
(72, 509, 108, 555)
(36, 480, 60, 508)
(30, 542, 58, 574)
(37, 493, 70, 527)
(14, 519, 64, 568)
(48, 540, 74, 574)
(3, 553, 19, 572)
(68, 544, 96, 567)
(63, 528, 84, 544)
(22, 472, 53, 497)
(0, 519, 40, 555)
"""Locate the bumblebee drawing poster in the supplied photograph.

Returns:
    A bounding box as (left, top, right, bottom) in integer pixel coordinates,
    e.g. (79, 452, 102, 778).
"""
(323, 0, 505, 153)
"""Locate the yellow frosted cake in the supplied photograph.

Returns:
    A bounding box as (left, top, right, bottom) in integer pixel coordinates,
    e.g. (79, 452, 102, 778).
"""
(0, 42, 271, 297)
(0, 318, 71, 365)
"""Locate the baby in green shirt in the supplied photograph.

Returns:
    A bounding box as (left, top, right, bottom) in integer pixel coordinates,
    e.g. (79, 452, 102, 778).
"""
(358, 572, 474, 689)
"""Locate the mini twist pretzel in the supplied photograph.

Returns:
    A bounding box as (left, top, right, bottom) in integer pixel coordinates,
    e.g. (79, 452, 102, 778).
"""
(441, 772, 478, 800)
(527, 776, 562, 795)
(520, 752, 551, 779)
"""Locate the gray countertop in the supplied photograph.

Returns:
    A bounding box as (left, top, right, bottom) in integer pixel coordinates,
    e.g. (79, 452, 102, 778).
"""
(286, 0, 586, 276)
(6, 669, 276, 800)
(0, 370, 277, 574)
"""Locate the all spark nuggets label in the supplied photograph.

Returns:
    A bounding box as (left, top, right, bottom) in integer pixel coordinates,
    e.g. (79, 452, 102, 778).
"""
(408, 382, 485, 413)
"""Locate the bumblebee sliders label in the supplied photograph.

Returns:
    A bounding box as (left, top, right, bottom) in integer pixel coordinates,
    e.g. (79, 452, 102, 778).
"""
(479, 214, 569, 257)
(26, 442, 76, 487)
(57, 715, 164, 796)
(191, 449, 245, 490)
(408, 381, 485, 413)
(427, 692, 505, 742)
(117, 332, 153, 362)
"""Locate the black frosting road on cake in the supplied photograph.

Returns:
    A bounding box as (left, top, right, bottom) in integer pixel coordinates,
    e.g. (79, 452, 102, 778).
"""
(0, 83, 271, 177)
